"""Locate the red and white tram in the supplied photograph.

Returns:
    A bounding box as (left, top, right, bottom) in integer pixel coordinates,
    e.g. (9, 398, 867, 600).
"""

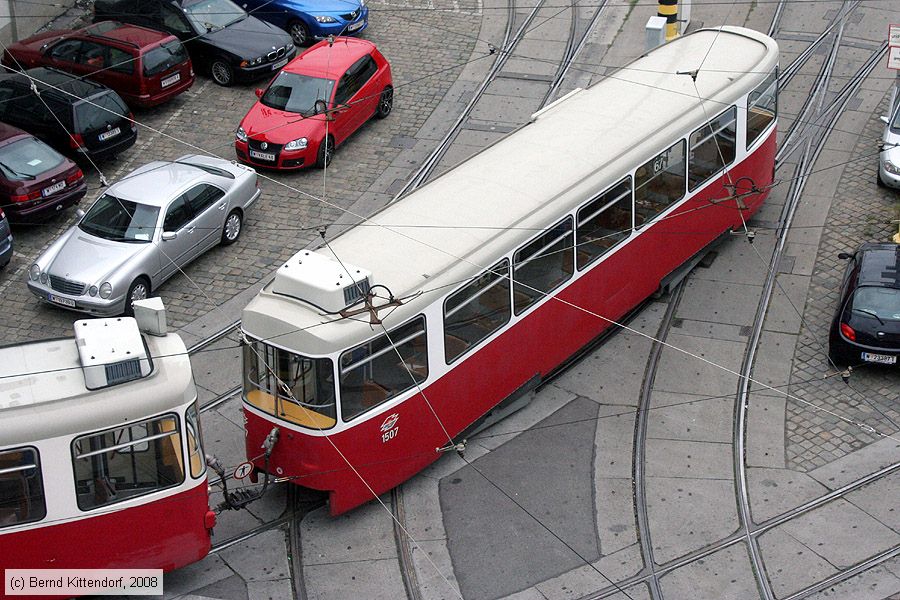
(0, 303, 214, 584)
(241, 26, 780, 515)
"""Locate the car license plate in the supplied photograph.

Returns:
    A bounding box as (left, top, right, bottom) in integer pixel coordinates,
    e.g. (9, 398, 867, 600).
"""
(271, 58, 288, 71)
(861, 352, 897, 365)
(98, 127, 121, 141)
(347, 20, 364, 31)
(249, 149, 276, 161)
(161, 72, 181, 88)
(48, 293, 75, 307)
(42, 180, 66, 197)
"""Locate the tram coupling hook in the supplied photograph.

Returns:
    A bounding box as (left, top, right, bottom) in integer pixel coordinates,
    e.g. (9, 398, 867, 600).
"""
(262, 427, 280, 458)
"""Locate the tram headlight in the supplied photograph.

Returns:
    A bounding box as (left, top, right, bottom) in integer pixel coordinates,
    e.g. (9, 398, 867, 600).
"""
(99, 282, 112, 299)
(88, 285, 98, 297)
(29, 264, 40, 281)
(284, 137, 307, 151)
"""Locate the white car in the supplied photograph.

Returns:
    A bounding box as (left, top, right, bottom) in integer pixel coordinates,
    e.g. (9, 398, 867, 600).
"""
(878, 84, 900, 189)
(27, 155, 260, 316)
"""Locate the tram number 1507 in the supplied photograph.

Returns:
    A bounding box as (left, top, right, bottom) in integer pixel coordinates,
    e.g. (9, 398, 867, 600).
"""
(382, 427, 398, 443)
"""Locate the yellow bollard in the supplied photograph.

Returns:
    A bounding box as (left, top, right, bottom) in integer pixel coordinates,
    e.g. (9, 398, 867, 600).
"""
(658, 0, 679, 41)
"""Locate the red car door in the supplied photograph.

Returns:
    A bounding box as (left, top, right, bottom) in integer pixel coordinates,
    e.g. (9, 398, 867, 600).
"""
(45, 39, 89, 76)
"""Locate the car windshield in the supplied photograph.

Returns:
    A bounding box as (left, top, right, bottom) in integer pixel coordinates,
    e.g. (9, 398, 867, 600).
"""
(184, 0, 247, 31)
(851, 286, 900, 321)
(0, 137, 64, 180)
(260, 71, 334, 115)
(143, 40, 189, 77)
(74, 93, 128, 133)
(79, 194, 159, 243)
(891, 101, 900, 130)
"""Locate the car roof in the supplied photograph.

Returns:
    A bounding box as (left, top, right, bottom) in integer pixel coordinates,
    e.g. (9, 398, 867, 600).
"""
(109, 161, 211, 205)
(1, 67, 107, 102)
(858, 243, 900, 288)
(285, 37, 377, 79)
(85, 21, 173, 48)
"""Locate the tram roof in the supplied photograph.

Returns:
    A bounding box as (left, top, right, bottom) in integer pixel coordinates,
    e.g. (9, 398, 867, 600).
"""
(243, 26, 779, 355)
(0, 332, 196, 446)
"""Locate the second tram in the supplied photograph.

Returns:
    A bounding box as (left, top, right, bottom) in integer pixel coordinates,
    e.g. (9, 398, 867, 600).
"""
(240, 26, 780, 515)
(0, 302, 214, 585)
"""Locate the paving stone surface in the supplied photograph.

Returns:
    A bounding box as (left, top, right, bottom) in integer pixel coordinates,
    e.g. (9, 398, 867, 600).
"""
(783, 90, 900, 472)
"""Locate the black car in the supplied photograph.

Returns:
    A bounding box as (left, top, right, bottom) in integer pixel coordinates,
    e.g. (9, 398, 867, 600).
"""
(828, 242, 900, 366)
(0, 67, 137, 162)
(94, 0, 296, 86)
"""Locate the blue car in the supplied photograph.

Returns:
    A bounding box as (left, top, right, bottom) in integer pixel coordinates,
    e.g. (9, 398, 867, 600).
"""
(242, 0, 368, 46)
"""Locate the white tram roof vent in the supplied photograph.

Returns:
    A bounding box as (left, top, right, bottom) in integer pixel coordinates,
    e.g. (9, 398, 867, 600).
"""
(272, 250, 373, 313)
(74, 317, 152, 390)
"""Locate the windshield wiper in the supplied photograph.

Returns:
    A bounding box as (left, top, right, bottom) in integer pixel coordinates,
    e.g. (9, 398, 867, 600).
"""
(0, 160, 35, 180)
(855, 308, 886, 325)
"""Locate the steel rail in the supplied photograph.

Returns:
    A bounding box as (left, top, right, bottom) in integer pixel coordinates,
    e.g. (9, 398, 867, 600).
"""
(541, 0, 608, 107)
(209, 512, 295, 554)
(780, 545, 900, 600)
(766, 0, 786, 37)
(632, 281, 687, 600)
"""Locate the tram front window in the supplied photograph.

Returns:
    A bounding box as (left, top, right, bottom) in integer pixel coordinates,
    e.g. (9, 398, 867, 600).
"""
(72, 414, 184, 511)
(747, 68, 777, 148)
(243, 339, 337, 430)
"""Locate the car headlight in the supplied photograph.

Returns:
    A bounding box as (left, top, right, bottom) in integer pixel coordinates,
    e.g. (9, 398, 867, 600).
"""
(29, 264, 40, 281)
(40, 271, 48, 284)
(884, 160, 900, 175)
(236, 127, 248, 143)
(99, 282, 112, 299)
(89, 285, 98, 297)
(359, 0, 365, 6)
(240, 57, 264, 68)
(284, 137, 308, 151)
(314, 15, 338, 23)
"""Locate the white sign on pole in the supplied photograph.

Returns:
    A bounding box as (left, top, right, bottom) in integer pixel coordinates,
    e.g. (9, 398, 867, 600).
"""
(889, 46, 900, 71)
(890, 23, 900, 47)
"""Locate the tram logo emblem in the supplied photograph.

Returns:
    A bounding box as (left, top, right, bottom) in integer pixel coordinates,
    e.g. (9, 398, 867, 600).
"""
(380, 413, 399, 432)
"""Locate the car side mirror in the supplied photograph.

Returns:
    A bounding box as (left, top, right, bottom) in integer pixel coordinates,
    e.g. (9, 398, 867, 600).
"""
(162, 231, 177, 241)
(255, 88, 264, 98)
(881, 116, 890, 124)
(314, 99, 327, 116)
(75, 208, 85, 218)
(837, 252, 852, 260)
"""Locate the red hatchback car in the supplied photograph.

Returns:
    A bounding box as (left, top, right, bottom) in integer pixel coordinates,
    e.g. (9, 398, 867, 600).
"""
(0, 123, 86, 222)
(235, 37, 392, 170)
(2, 21, 194, 109)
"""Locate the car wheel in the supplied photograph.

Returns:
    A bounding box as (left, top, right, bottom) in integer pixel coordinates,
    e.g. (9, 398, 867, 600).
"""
(316, 136, 334, 169)
(211, 59, 234, 86)
(375, 86, 393, 119)
(289, 20, 310, 46)
(125, 277, 150, 317)
(221, 209, 242, 245)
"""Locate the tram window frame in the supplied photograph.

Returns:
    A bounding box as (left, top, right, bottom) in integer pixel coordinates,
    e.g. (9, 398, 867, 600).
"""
(746, 68, 777, 149)
(242, 340, 337, 430)
(576, 177, 633, 271)
(444, 259, 511, 364)
(513, 217, 574, 315)
(689, 106, 737, 192)
(0, 446, 47, 528)
(71, 413, 185, 512)
(339, 316, 428, 422)
(634, 139, 686, 228)
(186, 403, 206, 479)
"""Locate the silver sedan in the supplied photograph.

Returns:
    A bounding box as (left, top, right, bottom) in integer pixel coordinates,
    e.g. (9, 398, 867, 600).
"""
(27, 154, 260, 316)
(878, 84, 900, 189)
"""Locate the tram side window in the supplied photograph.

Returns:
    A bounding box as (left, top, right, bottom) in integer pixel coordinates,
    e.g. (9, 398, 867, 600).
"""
(444, 260, 511, 363)
(747, 69, 777, 148)
(243, 341, 337, 429)
(186, 404, 205, 479)
(340, 316, 427, 421)
(634, 140, 685, 227)
(72, 414, 185, 511)
(576, 177, 632, 270)
(0, 447, 46, 528)
(689, 107, 737, 192)
(513, 218, 574, 315)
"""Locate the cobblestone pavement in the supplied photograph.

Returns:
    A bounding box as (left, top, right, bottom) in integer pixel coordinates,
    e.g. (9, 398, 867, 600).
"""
(0, 0, 479, 344)
(785, 89, 900, 472)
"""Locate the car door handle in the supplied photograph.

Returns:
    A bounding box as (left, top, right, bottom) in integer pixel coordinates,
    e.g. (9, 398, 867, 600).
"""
(218, 203, 226, 210)
(187, 227, 195, 234)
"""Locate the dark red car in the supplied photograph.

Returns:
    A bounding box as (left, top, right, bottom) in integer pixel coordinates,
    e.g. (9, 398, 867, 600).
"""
(235, 37, 392, 170)
(2, 21, 194, 109)
(0, 123, 86, 222)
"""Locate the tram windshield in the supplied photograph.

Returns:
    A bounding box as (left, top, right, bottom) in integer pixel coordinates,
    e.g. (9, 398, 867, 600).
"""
(243, 339, 337, 429)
